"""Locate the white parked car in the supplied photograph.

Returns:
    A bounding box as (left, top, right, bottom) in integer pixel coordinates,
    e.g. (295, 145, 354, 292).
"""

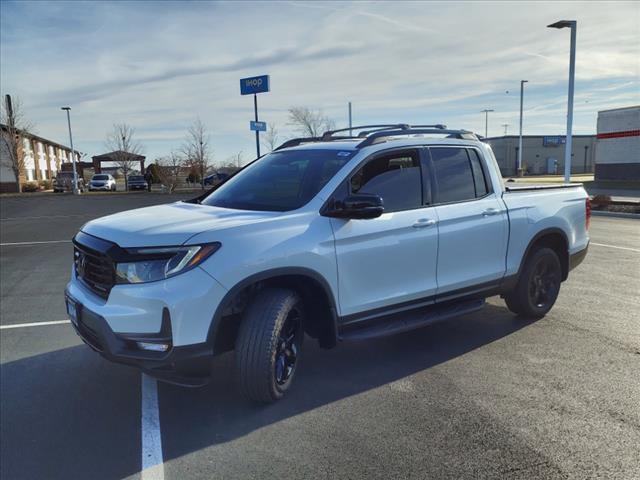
(88, 174, 116, 192)
(65, 124, 590, 403)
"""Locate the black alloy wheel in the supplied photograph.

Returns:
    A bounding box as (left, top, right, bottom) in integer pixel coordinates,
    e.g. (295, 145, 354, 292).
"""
(505, 247, 562, 318)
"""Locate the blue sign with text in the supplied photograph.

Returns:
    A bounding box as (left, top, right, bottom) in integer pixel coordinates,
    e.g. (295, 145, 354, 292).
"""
(250, 121, 267, 132)
(543, 136, 566, 146)
(240, 75, 270, 95)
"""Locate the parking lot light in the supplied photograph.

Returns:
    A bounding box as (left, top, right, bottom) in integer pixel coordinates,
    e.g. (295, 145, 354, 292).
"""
(548, 20, 577, 183)
(518, 80, 528, 177)
(481, 109, 494, 139)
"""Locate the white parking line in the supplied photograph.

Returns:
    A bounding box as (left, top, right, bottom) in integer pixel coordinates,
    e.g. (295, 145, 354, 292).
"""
(591, 242, 640, 253)
(0, 240, 72, 246)
(141, 374, 165, 480)
(0, 320, 71, 330)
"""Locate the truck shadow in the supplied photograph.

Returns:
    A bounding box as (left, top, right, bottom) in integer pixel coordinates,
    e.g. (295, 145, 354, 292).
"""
(0, 303, 538, 479)
(158, 303, 538, 462)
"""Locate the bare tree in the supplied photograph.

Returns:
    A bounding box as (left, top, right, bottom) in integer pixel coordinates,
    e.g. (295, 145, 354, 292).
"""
(181, 118, 211, 190)
(155, 151, 183, 193)
(262, 123, 279, 152)
(1, 95, 34, 192)
(105, 123, 143, 191)
(288, 106, 335, 137)
(224, 151, 244, 169)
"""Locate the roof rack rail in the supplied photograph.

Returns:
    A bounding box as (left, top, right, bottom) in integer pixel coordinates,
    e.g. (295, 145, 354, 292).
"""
(356, 128, 477, 148)
(274, 137, 323, 150)
(321, 124, 409, 140)
(273, 123, 473, 151)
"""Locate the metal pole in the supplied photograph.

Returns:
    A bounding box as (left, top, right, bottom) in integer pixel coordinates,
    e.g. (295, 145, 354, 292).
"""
(485, 110, 489, 138)
(502, 124, 509, 136)
(348, 101, 352, 136)
(518, 80, 528, 176)
(62, 107, 79, 194)
(254, 94, 260, 158)
(564, 22, 577, 183)
(481, 109, 493, 138)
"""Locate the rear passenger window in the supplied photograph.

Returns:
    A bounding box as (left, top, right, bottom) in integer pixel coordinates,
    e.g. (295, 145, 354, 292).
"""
(430, 148, 476, 203)
(469, 149, 489, 197)
(350, 150, 422, 212)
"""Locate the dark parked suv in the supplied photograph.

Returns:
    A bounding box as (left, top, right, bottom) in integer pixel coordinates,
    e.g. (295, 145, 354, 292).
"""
(127, 175, 148, 191)
(53, 171, 85, 192)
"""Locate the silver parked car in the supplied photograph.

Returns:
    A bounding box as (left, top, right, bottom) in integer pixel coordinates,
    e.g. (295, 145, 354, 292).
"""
(89, 174, 116, 192)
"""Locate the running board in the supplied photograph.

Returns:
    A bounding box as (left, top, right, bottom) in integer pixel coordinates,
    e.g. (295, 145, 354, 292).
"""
(339, 298, 485, 341)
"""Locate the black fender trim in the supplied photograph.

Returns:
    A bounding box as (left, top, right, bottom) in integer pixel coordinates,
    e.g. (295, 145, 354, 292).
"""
(569, 243, 589, 272)
(207, 267, 339, 353)
(514, 227, 570, 282)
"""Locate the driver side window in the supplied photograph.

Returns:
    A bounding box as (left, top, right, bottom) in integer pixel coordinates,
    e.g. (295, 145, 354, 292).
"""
(350, 150, 422, 212)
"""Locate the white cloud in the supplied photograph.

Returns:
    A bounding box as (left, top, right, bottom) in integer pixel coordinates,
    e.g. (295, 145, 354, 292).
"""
(1, 0, 638, 162)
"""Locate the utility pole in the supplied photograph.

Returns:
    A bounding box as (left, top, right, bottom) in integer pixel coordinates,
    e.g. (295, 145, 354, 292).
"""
(518, 80, 528, 177)
(481, 109, 494, 138)
(502, 123, 509, 136)
(61, 107, 79, 194)
(348, 101, 353, 136)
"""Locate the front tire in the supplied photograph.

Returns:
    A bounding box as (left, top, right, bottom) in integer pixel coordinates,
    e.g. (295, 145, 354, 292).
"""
(235, 288, 304, 403)
(504, 247, 562, 319)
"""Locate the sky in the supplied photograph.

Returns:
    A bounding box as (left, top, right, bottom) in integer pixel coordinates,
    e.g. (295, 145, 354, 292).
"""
(1, 0, 639, 167)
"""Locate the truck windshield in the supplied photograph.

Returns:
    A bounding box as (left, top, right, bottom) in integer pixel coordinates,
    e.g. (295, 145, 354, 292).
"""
(201, 149, 352, 212)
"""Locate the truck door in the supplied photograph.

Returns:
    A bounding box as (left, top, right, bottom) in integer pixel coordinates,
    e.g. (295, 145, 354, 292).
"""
(429, 147, 508, 298)
(330, 148, 439, 319)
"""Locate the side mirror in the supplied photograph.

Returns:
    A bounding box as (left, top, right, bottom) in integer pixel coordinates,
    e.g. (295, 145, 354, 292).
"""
(326, 194, 384, 219)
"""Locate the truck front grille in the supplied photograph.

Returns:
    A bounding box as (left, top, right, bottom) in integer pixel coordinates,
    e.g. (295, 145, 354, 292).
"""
(74, 244, 115, 299)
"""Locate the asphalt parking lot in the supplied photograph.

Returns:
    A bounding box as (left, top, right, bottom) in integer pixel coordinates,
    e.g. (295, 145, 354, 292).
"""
(1, 193, 639, 480)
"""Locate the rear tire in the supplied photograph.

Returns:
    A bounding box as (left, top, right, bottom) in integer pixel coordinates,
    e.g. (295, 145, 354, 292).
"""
(235, 288, 304, 403)
(504, 247, 562, 319)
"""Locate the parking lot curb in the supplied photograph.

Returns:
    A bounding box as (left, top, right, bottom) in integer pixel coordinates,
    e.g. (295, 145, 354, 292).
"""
(591, 210, 640, 219)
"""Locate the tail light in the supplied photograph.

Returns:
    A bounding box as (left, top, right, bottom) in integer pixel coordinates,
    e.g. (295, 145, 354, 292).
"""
(585, 197, 591, 230)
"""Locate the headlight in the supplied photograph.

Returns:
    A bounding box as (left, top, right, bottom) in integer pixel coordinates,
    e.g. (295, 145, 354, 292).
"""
(115, 243, 220, 284)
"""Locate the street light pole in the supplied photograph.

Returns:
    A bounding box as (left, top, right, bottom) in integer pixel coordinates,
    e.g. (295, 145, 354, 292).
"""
(548, 20, 577, 183)
(61, 107, 79, 194)
(348, 101, 353, 136)
(481, 109, 494, 138)
(518, 80, 528, 177)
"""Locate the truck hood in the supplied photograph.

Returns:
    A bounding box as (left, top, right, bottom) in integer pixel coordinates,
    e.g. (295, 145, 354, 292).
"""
(81, 201, 281, 247)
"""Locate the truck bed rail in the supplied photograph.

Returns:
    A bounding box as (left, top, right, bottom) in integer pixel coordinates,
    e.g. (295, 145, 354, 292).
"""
(504, 183, 582, 192)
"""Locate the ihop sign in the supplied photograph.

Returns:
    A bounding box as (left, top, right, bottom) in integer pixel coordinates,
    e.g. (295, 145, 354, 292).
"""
(240, 75, 270, 95)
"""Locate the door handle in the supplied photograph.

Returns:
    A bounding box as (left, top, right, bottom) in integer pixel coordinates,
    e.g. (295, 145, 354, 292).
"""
(482, 208, 500, 216)
(412, 218, 437, 228)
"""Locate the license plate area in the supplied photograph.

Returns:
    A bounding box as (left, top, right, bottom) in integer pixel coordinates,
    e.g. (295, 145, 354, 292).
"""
(66, 296, 82, 327)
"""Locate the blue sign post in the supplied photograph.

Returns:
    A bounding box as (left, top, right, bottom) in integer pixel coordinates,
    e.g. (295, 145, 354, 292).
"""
(250, 121, 267, 132)
(240, 75, 270, 157)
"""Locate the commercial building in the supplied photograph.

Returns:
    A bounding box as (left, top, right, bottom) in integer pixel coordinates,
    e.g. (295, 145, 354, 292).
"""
(0, 124, 80, 192)
(594, 106, 640, 181)
(484, 135, 596, 178)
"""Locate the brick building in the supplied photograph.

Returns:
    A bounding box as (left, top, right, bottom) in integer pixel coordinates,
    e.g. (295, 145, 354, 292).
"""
(0, 124, 80, 192)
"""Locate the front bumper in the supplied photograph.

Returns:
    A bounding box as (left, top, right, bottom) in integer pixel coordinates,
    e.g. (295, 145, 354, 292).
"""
(89, 184, 111, 190)
(65, 261, 228, 385)
(66, 291, 213, 386)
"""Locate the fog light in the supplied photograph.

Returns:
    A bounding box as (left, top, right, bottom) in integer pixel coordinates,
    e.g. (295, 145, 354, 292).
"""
(136, 342, 170, 352)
